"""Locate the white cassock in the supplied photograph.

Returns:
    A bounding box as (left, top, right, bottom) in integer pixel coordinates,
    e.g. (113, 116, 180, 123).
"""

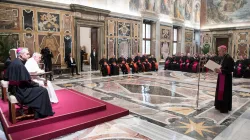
(25, 58, 59, 103)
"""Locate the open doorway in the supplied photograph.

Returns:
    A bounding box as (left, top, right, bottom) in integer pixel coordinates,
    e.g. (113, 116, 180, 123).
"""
(80, 27, 98, 71)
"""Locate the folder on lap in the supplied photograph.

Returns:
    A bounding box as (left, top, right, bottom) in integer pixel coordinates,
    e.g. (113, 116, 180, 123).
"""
(204, 60, 221, 71)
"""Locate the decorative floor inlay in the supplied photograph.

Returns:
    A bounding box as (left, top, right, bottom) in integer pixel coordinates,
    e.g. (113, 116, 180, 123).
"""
(54, 70, 250, 140)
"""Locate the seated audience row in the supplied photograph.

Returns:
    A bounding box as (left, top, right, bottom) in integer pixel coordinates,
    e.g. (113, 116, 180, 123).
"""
(99, 53, 158, 76)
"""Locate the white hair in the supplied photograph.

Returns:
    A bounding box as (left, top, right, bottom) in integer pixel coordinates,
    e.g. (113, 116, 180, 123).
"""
(17, 48, 29, 57)
(32, 52, 41, 58)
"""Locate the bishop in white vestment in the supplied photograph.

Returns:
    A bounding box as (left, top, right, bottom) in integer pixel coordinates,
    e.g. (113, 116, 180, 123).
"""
(25, 53, 59, 103)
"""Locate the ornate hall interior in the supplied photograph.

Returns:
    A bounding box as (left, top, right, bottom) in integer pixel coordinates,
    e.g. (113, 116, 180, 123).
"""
(0, 0, 250, 140)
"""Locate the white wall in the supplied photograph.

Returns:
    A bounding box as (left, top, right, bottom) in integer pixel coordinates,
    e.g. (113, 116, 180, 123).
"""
(80, 27, 91, 60)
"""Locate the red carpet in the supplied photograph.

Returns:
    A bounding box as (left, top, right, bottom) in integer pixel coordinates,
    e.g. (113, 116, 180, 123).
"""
(0, 89, 129, 140)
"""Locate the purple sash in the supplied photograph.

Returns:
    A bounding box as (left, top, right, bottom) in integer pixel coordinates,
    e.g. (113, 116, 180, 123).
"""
(218, 73, 225, 101)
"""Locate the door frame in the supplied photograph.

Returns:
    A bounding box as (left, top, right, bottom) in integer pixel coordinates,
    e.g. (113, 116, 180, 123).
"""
(75, 19, 104, 70)
(212, 34, 233, 56)
(71, 4, 110, 71)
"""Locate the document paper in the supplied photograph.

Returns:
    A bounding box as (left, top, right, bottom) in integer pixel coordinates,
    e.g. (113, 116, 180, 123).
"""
(204, 60, 221, 71)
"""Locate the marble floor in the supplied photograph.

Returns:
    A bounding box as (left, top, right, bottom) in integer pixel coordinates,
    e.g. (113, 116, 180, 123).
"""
(1, 67, 250, 140)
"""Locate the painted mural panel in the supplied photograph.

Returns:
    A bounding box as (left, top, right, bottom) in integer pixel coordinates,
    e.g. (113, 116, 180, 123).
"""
(174, 0, 185, 20)
(132, 39, 139, 55)
(23, 9, 34, 30)
(63, 14, 71, 33)
(118, 38, 130, 58)
(38, 12, 60, 32)
(107, 38, 116, 58)
(161, 28, 171, 40)
(185, 0, 192, 20)
(129, 0, 140, 12)
(0, 6, 19, 30)
(237, 43, 247, 57)
(107, 20, 116, 36)
(160, 0, 172, 15)
(39, 34, 61, 64)
(132, 23, 140, 38)
(118, 22, 131, 37)
(24, 33, 35, 55)
(144, 0, 156, 12)
(194, 0, 200, 23)
(207, 0, 250, 24)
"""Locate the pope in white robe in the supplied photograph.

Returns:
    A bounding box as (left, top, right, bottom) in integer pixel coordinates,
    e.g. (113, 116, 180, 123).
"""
(25, 52, 58, 103)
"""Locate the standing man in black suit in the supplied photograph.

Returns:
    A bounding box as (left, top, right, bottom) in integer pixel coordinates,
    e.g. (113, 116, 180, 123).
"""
(66, 53, 80, 76)
(90, 48, 98, 70)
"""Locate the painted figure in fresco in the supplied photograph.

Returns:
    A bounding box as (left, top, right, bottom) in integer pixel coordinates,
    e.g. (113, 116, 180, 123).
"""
(214, 45, 234, 113)
(145, 0, 155, 11)
(129, 0, 140, 12)
(161, 41, 169, 60)
(185, 0, 192, 20)
(161, 0, 171, 15)
(195, 2, 200, 23)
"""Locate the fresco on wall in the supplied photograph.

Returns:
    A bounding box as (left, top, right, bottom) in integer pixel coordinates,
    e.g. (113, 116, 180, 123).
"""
(132, 23, 140, 38)
(39, 34, 61, 64)
(161, 28, 171, 40)
(63, 14, 71, 33)
(107, 20, 116, 36)
(237, 43, 247, 57)
(118, 22, 131, 36)
(174, 0, 185, 20)
(185, 32, 193, 42)
(24, 33, 35, 55)
(0, 6, 19, 30)
(38, 12, 60, 32)
(160, 0, 172, 15)
(107, 38, 116, 58)
(144, 0, 156, 12)
(118, 38, 130, 58)
(129, 0, 140, 12)
(185, 0, 192, 20)
(207, 0, 250, 24)
(23, 9, 34, 30)
(194, 1, 200, 23)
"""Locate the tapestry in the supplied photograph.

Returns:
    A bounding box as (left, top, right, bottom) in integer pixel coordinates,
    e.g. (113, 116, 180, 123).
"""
(107, 38, 116, 58)
(118, 38, 130, 58)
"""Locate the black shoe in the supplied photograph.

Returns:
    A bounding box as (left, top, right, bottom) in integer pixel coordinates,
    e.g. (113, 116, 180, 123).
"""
(76, 73, 80, 75)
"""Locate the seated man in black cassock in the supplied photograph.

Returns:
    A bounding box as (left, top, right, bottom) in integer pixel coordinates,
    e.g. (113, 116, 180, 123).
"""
(110, 61, 119, 75)
(233, 55, 245, 78)
(5, 48, 54, 119)
(66, 53, 80, 76)
(120, 60, 130, 74)
(149, 55, 158, 71)
(143, 59, 151, 72)
(164, 56, 172, 70)
(214, 45, 234, 113)
(108, 55, 117, 65)
(99, 56, 108, 67)
(118, 55, 126, 64)
(101, 61, 111, 76)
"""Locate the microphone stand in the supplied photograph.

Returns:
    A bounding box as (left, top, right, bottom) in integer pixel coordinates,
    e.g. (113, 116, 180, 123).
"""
(195, 57, 202, 110)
